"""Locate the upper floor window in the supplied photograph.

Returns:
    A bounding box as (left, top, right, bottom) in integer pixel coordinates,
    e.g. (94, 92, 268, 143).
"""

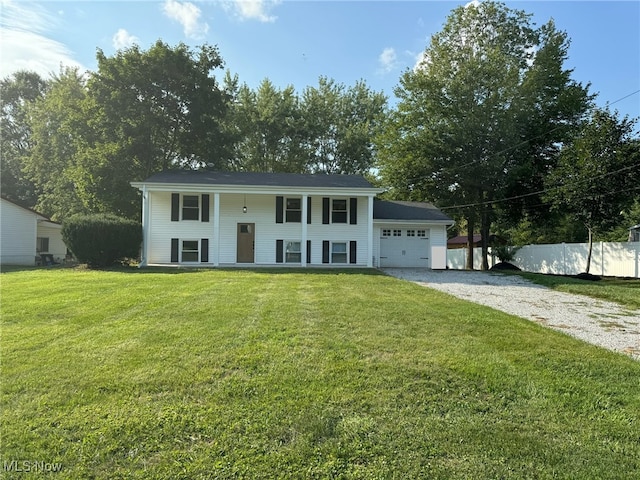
(286, 198, 302, 223)
(182, 195, 199, 220)
(332, 199, 347, 223)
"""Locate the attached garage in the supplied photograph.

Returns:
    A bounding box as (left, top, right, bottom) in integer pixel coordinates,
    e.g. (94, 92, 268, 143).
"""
(373, 200, 454, 269)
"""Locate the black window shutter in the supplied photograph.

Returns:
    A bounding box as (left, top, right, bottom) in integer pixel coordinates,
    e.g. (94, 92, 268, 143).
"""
(307, 196, 312, 224)
(201, 194, 210, 222)
(306, 240, 311, 264)
(322, 241, 330, 264)
(350, 198, 358, 225)
(322, 197, 330, 224)
(171, 194, 180, 221)
(201, 239, 209, 262)
(350, 241, 357, 264)
(276, 196, 284, 223)
(171, 238, 179, 262)
(276, 239, 283, 263)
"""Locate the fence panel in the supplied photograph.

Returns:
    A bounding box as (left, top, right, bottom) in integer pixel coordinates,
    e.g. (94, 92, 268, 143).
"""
(447, 242, 640, 278)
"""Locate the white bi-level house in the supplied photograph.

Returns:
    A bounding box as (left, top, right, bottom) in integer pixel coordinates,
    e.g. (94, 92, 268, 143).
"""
(131, 171, 453, 269)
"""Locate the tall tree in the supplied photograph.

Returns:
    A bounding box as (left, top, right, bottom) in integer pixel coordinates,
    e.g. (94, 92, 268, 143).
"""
(82, 40, 231, 218)
(545, 109, 639, 273)
(229, 79, 307, 173)
(302, 77, 387, 175)
(21, 68, 90, 221)
(0, 71, 48, 205)
(378, 1, 591, 269)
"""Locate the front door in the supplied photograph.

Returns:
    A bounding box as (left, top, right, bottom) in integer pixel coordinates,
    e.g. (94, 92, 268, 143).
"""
(237, 223, 255, 263)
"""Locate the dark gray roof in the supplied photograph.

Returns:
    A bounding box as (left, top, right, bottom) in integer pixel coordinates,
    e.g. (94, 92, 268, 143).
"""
(138, 170, 376, 189)
(373, 199, 453, 222)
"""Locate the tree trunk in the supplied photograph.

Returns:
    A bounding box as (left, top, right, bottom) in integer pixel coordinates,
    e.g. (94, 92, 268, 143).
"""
(481, 208, 490, 271)
(465, 215, 475, 270)
(585, 226, 593, 274)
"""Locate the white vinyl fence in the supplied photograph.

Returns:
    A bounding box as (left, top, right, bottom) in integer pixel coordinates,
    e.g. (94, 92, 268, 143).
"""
(447, 242, 640, 278)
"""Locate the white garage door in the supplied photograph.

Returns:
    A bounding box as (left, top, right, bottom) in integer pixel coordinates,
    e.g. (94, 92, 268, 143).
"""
(379, 228, 430, 268)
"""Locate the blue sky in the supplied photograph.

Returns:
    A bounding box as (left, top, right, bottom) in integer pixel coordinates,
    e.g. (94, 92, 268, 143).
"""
(1, 1, 639, 121)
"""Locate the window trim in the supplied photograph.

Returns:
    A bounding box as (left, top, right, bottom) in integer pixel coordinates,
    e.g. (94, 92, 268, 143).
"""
(331, 198, 348, 224)
(284, 240, 302, 263)
(285, 198, 302, 223)
(182, 195, 200, 221)
(181, 239, 200, 262)
(331, 241, 348, 264)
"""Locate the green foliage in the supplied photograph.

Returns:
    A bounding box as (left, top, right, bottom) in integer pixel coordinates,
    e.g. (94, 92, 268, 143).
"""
(62, 214, 142, 268)
(81, 40, 232, 218)
(492, 244, 521, 263)
(377, 1, 592, 268)
(21, 67, 90, 221)
(0, 70, 48, 206)
(2, 269, 639, 477)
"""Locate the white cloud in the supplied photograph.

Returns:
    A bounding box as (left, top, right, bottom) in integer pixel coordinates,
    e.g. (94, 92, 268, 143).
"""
(378, 47, 398, 74)
(162, 0, 209, 39)
(224, 0, 280, 23)
(0, 1, 85, 78)
(112, 29, 139, 50)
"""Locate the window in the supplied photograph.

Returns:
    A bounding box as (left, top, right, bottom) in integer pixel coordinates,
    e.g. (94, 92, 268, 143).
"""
(332, 199, 347, 223)
(407, 230, 415, 237)
(36, 237, 49, 253)
(182, 195, 199, 220)
(393, 229, 402, 237)
(417, 230, 427, 237)
(181, 240, 199, 262)
(331, 242, 347, 263)
(286, 198, 302, 223)
(285, 241, 301, 263)
(382, 229, 391, 237)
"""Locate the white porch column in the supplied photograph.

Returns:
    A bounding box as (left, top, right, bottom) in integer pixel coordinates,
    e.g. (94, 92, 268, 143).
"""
(213, 193, 220, 266)
(367, 195, 374, 267)
(301, 194, 308, 267)
(140, 185, 149, 267)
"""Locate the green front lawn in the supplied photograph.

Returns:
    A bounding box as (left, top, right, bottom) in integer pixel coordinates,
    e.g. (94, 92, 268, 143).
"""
(1, 268, 639, 479)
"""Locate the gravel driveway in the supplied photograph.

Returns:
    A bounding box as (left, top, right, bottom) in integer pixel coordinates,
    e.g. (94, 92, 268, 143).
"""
(382, 268, 640, 361)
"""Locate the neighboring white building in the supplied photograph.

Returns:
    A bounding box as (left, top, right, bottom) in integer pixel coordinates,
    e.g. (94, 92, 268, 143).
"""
(0, 196, 66, 266)
(131, 171, 454, 268)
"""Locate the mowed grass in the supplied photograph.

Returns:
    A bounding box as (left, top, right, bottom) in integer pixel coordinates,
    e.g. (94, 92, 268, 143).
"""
(515, 272, 640, 310)
(1, 267, 639, 479)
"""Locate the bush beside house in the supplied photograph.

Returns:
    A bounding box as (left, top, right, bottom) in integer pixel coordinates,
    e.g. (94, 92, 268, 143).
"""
(62, 214, 142, 268)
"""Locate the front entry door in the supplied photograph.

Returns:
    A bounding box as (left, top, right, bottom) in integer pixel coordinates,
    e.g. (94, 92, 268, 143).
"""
(237, 223, 255, 263)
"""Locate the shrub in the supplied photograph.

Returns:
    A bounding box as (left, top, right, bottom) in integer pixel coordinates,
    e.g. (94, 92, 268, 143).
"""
(62, 214, 142, 268)
(492, 245, 521, 263)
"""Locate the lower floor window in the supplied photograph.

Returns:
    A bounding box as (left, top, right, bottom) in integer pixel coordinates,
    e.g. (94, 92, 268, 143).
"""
(182, 240, 199, 262)
(36, 237, 50, 253)
(286, 241, 301, 263)
(332, 242, 347, 263)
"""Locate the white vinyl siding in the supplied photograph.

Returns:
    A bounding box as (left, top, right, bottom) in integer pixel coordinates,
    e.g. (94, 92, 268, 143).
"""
(1, 199, 37, 265)
(143, 192, 373, 266)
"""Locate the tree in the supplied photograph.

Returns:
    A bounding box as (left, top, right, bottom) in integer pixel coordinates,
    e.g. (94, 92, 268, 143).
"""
(21, 68, 90, 221)
(0, 71, 48, 205)
(377, 1, 591, 269)
(81, 40, 232, 218)
(302, 77, 387, 174)
(228, 79, 307, 173)
(545, 109, 639, 273)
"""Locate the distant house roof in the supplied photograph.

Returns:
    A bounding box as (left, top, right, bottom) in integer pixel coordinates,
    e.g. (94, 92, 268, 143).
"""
(0, 195, 59, 224)
(135, 170, 377, 189)
(373, 199, 453, 223)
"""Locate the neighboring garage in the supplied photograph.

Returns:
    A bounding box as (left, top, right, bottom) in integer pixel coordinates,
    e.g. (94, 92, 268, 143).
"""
(373, 200, 454, 269)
